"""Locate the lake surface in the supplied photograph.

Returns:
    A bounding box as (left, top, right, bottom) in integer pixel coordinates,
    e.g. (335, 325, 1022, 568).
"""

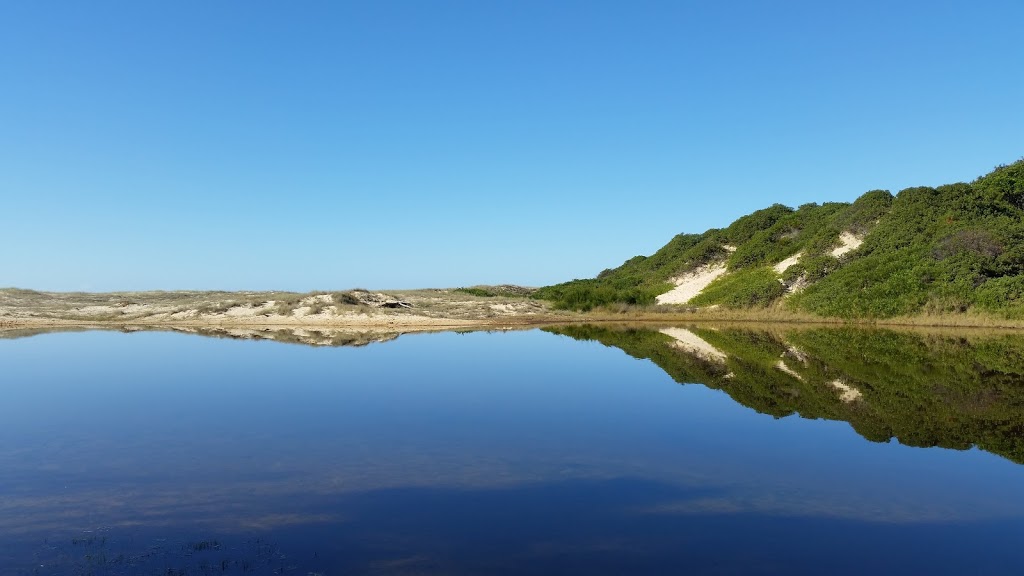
(2, 324, 1023, 575)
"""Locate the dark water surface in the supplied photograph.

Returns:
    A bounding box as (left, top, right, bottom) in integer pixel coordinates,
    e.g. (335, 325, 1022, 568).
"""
(1, 325, 1023, 575)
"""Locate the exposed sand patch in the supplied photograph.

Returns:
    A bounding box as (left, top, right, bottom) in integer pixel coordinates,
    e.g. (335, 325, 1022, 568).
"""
(775, 360, 804, 381)
(831, 232, 863, 258)
(121, 304, 176, 315)
(656, 263, 728, 305)
(76, 305, 117, 315)
(773, 252, 803, 274)
(659, 327, 728, 362)
(224, 302, 275, 317)
(829, 379, 863, 402)
(301, 294, 333, 305)
(722, 244, 737, 252)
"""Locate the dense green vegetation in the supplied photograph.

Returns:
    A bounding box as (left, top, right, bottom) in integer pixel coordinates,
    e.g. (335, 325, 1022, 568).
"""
(537, 160, 1024, 318)
(454, 287, 499, 297)
(547, 324, 1024, 464)
(688, 267, 785, 308)
(454, 285, 537, 298)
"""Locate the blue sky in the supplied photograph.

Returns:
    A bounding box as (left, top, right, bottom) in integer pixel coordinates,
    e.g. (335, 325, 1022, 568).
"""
(2, 1, 1021, 291)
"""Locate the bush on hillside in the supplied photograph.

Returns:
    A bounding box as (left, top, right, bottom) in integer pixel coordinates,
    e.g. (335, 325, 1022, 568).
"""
(689, 268, 785, 308)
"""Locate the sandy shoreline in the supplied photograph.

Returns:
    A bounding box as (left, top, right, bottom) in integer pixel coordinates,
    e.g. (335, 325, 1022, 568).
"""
(6, 310, 1024, 334)
(3, 286, 1024, 333)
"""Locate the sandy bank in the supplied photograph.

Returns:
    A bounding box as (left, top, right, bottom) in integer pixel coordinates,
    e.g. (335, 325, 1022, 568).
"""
(656, 263, 728, 305)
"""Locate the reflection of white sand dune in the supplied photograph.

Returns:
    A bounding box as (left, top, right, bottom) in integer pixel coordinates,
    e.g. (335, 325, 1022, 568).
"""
(829, 379, 863, 402)
(775, 345, 809, 379)
(660, 328, 727, 362)
(775, 360, 803, 380)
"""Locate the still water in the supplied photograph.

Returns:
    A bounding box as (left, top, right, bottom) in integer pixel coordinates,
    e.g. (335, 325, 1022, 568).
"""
(1, 325, 1023, 575)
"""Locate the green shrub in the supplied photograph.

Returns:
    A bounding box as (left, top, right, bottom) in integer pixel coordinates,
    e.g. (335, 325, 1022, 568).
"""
(975, 276, 1024, 317)
(689, 267, 786, 308)
(455, 287, 496, 297)
(333, 292, 362, 306)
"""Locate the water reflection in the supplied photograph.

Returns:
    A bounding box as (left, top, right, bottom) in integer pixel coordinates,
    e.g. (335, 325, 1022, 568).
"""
(0, 324, 404, 347)
(546, 324, 1024, 465)
(2, 325, 1024, 575)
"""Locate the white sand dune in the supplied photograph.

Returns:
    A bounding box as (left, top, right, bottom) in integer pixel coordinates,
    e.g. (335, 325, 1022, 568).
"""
(656, 263, 728, 305)
(773, 252, 803, 274)
(660, 327, 728, 362)
(831, 232, 863, 257)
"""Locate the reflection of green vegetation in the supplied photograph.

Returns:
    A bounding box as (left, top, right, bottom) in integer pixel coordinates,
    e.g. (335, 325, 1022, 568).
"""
(546, 324, 1024, 464)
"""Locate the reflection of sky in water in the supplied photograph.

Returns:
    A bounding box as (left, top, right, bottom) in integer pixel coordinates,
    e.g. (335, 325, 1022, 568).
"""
(2, 329, 1024, 573)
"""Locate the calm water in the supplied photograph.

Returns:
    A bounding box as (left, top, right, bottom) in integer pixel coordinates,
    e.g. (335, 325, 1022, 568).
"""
(1, 325, 1023, 575)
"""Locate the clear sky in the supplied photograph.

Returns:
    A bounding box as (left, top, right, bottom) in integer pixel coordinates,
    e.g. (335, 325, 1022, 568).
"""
(2, 1, 1021, 292)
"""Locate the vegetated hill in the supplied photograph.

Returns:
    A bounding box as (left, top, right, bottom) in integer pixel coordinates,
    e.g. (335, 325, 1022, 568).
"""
(535, 159, 1024, 318)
